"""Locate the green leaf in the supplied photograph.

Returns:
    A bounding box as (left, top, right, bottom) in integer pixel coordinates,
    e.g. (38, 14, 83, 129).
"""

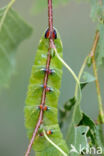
(95, 125, 104, 155)
(60, 72, 95, 153)
(65, 96, 83, 149)
(96, 24, 104, 66)
(59, 72, 95, 128)
(59, 97, 76, 127)
(0, 6, 33, 89)
(76, 0, 104, 65)
(80, 72, 95, 89)
(68, 126, 89, 156)
(81, 72, 95, 83)
(89, 0, 104, 66)
(78, 113, 97, 145)
(79, 115, 104, 155)
(90, 0, 104, 23)
(82, 0, 104, 66)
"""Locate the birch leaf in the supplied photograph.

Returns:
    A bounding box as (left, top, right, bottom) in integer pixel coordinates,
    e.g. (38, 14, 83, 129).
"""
(0, 6, 32, 89)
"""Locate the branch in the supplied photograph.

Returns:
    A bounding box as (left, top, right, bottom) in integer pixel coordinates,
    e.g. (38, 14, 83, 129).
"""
(25, 0, 54, 155)
(48, 0, 53, 33)
(90, 31, 104, 123)
(99, 0, 102, 5)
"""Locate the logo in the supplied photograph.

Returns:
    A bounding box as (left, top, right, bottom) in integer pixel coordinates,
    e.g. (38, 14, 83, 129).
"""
(70, 144, 103, 155)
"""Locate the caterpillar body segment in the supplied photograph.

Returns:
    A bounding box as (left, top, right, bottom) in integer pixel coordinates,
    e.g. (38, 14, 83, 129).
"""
(25, 28, 69, 155)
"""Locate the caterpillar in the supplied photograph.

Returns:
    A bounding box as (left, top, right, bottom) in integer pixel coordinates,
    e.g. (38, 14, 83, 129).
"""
(25, 28, 68, 156)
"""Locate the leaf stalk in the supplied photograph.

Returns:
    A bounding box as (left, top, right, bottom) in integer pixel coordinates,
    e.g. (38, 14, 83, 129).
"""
(43, 130, 68, 156)
(52, 43, 81, 100)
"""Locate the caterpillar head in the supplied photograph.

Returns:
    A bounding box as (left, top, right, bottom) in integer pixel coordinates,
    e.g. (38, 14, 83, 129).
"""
(45, 28, 57, 39)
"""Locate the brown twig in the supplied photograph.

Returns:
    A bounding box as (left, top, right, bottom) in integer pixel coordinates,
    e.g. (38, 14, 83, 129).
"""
(25, 0, 53, 155)
(90, 32, 99, 58)
(90, 31, 104, 123)
(99, 0, 102, 5)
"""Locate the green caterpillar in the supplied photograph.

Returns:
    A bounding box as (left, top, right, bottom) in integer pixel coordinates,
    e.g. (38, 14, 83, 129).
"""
(25, 28, 68, 156)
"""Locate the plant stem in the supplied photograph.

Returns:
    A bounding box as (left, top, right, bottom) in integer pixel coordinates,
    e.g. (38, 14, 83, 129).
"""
(43, 130, 68, 156)
(25, 0, 54, 155)
(74, 56, 88, 97)
(90, 31, 104, 123)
